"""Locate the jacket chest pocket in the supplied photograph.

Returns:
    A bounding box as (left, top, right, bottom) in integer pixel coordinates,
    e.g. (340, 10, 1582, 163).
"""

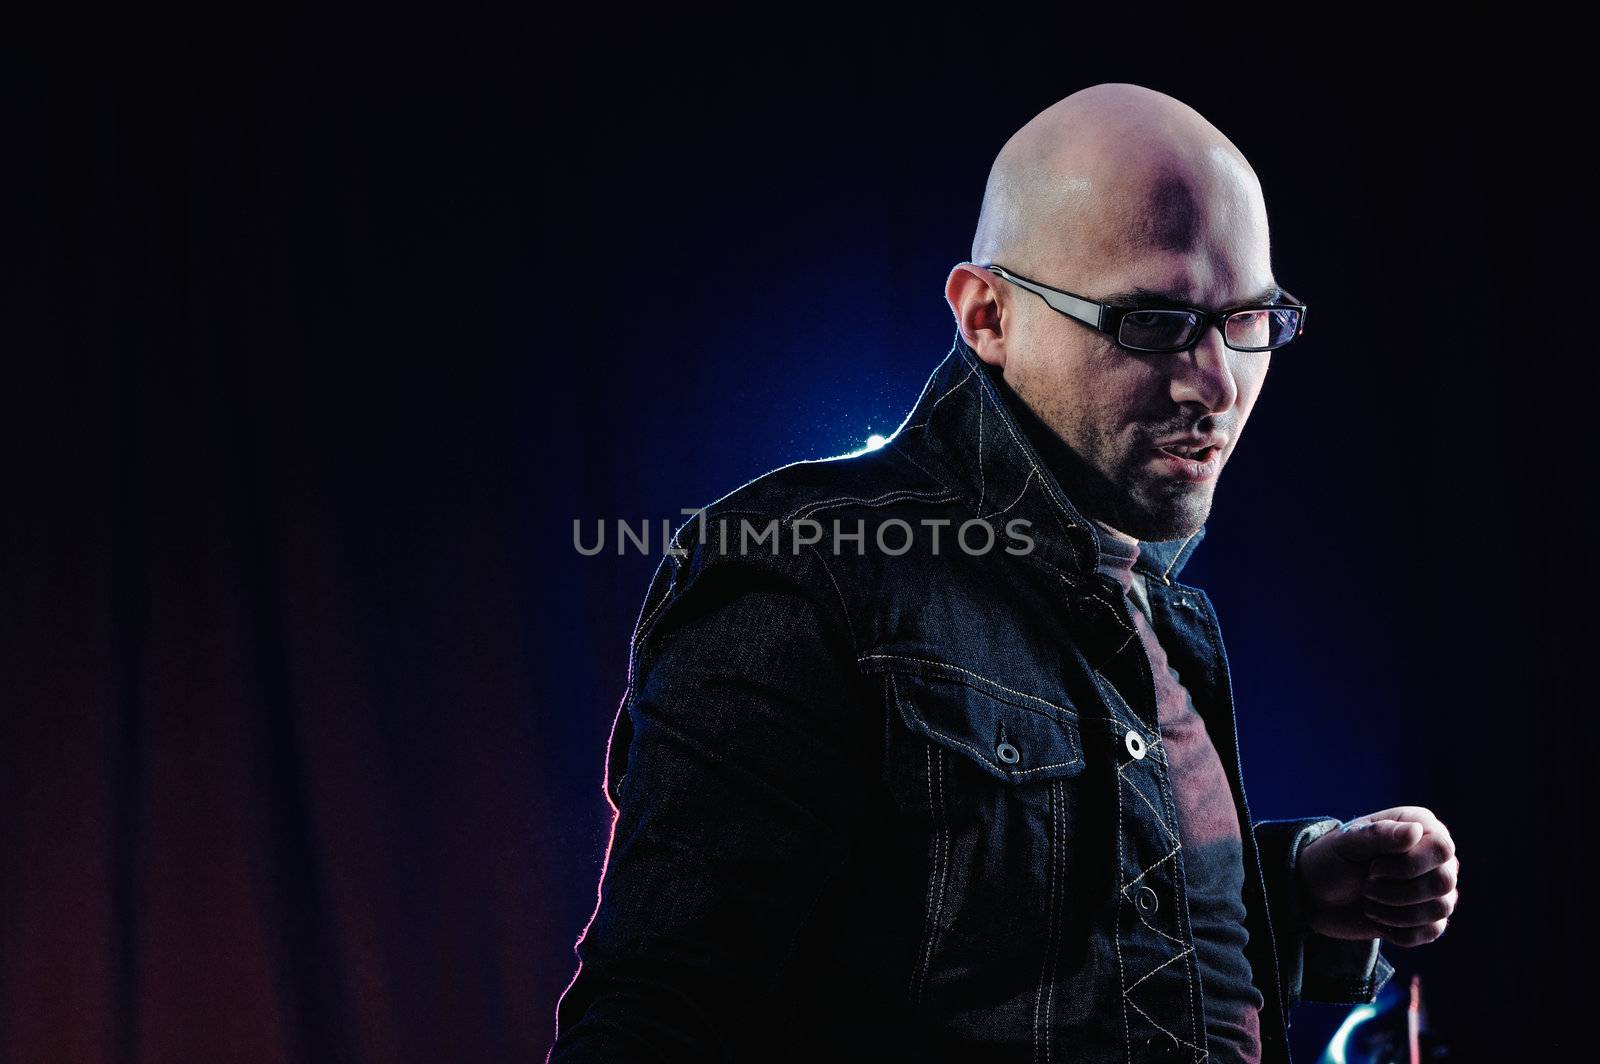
(864, 655, 1090, 978)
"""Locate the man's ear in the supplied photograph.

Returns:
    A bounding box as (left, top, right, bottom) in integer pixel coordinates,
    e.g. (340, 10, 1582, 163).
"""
(945, 263, 1010, 369)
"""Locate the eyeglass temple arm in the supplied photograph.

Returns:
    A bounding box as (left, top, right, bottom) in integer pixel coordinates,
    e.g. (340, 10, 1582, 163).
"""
(986, 264, 1106, 329)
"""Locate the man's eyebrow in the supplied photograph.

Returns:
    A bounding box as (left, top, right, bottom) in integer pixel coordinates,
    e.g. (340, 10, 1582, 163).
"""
(1098, 283, 1287, 310)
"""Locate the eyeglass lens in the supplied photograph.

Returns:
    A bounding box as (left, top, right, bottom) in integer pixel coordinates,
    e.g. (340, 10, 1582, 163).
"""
(1118, 307, 1302, 352)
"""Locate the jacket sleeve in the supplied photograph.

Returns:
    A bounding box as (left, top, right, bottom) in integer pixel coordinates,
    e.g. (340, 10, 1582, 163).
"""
(1254, 816, 1396, 1009)
(548, 511, 865, 1061)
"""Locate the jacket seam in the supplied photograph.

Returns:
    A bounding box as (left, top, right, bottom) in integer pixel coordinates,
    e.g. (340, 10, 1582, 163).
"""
(887, 674, 1081, 778)
(858, 652, 1078, 722)
(783, 487, 960, 522)
(958, 344, 1091, 566)
(897, 343, 1087, 569)
(804, 542, 859, 654)
(906, 685, 950, 1013)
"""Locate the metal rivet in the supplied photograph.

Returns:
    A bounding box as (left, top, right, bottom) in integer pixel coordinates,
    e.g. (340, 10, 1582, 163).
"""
(1135, 885, 1159, 914)
(996, 741, 1020, 765)
(1124, 729, 1147, 760)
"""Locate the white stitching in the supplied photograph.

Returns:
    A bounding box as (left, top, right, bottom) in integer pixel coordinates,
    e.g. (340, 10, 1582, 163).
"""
(858, 653, 1076, 720)
(1033, 779, 1057, 1060)
(1125, 946, 1194, 995)
(1115, 719, 1207, 1062)
(1162, 527, 1202, 584)
(1090, 675, 1167, 766)
(1127, 996, 1207, 1057)
(1152, 739, 1204, 1058)
(896, 346, 1086, 563)
(1116, 733, 1131, 1064)
(930, 745, 949, 982)
(911, 721, 950, 1009)
(899, 339, 1100, 572)
(1118, 759, 1179, 845)
(785, 487, 958, 522)
(898, 698, 1079, 777)
(884, 440, 950, 494)
(976, 383, 986, 514)
(632, 567, 677, 655)
(804, 544, 859, 653)
(899, 361, 979, 432)
(1047, 777, 1064, 1057)
(964, 349, 1087, 559)
(1110, 728, 1190, 949)
(1125, 840, 1181, 889)
(979, 466, 1035, 521)
(1057, 572, 1140, 644)
(1129, 906, 1189, 949)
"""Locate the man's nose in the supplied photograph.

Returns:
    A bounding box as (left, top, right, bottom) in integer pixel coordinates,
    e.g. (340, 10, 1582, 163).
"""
(1167, 325, 1239, 414)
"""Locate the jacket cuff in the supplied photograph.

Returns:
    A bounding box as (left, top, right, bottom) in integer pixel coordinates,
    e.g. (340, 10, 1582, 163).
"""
(1258, 816, 1396, 1009)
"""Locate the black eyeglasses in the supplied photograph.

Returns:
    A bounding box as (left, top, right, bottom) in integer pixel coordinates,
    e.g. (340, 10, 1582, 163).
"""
(986, 263, 1307, 354)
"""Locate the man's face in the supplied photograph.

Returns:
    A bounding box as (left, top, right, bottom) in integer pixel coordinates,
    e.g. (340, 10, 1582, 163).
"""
(1000, 174, 1276, 542)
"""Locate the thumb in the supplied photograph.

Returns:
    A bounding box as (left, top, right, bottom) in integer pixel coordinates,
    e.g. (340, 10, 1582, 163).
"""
(1328, 819, 1423, 861)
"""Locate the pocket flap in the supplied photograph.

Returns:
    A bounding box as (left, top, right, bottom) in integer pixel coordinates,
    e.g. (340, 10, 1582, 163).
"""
(864, 654, 1084, 784)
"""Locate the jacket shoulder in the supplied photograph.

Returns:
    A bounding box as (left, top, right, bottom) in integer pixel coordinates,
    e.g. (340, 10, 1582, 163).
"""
(689, 440, 957, 530)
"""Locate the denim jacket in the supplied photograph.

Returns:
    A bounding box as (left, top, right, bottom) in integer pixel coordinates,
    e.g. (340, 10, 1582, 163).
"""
(550, 331, 1393, 1062)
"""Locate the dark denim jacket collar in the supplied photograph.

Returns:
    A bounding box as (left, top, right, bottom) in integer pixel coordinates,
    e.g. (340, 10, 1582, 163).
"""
(887, 329, 1206, 585)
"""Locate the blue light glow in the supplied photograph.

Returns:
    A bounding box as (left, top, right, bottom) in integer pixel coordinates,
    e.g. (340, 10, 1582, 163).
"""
(1321, 1003, 1378, 1064)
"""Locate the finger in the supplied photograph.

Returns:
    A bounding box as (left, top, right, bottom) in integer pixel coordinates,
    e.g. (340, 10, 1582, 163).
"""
(1347, 807, 1455, 855)
(1346, 806, 1445, 835)
(1363, 890, 1457, 928)
(1369, 833, 1456, 880)
(1363, 858, 1458, 905)
(1378, 918, 1449, 948)
(1329, 819, 1425, 862)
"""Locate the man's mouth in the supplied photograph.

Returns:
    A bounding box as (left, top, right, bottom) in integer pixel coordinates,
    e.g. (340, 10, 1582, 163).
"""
(1156, 442, 1219, 461)
(1147, 437, 1226, 482)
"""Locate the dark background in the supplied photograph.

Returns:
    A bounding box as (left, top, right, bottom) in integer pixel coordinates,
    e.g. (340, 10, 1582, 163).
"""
(4, 17, 1586, 1062)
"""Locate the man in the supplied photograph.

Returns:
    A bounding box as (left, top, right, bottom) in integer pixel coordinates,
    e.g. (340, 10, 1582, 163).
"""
(549, 83, 1460, 1063)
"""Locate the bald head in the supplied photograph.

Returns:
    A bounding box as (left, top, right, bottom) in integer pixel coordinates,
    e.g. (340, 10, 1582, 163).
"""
(948, 83, 1286, 543)
(971, 83, 1268, 281)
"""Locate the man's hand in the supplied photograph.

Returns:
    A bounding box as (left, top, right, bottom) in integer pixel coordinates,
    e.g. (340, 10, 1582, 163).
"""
(1295, 805, 1460, 947)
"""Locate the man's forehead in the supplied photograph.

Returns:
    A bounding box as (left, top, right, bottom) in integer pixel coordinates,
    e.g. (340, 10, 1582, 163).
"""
(1121, 170, 1205, 255)
(1094, 255, 1279, 309)
(1072, 148, 1266, 256)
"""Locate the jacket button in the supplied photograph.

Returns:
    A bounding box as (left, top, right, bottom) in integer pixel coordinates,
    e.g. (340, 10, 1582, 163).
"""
(1124, 729, 1147, 760)
(996, 741, 1020, 765)
(1135, 885, 1159, 914)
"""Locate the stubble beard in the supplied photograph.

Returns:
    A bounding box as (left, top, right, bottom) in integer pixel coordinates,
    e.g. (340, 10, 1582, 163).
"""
(1007, 369, 1216, 543)
(1071, 430, 1216, 543)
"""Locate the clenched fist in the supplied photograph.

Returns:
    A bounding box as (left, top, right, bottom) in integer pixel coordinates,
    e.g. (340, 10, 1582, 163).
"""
(1296, 805, 1459, 947)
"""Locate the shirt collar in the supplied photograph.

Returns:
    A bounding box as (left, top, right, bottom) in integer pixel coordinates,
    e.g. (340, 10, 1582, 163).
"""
(884, 328, 1207, 586)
